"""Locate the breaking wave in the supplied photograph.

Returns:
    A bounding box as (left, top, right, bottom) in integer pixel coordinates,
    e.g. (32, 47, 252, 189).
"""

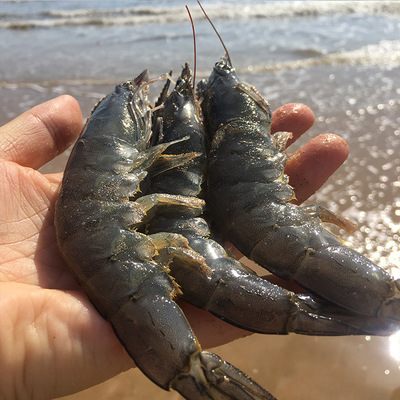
(238, 40, 400, 73)
(2, 39, 399, 92)
(1, 1, 400, 30)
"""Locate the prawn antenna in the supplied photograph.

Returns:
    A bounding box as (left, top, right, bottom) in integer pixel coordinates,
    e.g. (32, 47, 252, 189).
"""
(185, 5, 197, 87)
(197, 0, 232, 66)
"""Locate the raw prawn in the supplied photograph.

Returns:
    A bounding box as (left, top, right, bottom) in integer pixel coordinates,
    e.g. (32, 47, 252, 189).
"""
(55, 72, 275, 399)
(198, 55, 400, 323)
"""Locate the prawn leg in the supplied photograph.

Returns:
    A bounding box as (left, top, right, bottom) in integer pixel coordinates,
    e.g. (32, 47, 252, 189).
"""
(302, 205, 358, 234)
(135, 193, 204, 220)
(149, 232, 209, 274)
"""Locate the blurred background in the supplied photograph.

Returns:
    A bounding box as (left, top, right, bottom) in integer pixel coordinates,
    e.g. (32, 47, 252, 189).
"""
(1, 1, 399, 399)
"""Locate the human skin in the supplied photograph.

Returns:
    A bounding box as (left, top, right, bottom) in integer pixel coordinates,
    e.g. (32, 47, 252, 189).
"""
(0, 95, 348, 400)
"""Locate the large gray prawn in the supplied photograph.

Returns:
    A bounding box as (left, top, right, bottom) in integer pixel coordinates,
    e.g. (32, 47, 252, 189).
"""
(55, 71, 275, 399)
(198, 55, 400, 324)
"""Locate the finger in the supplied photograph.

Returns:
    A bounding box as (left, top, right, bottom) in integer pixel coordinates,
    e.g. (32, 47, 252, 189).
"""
(271, 103, 315, 148)
(285, 133, 349, 205)
(45, 172, 64, 187)
(0, 95, 82, 169)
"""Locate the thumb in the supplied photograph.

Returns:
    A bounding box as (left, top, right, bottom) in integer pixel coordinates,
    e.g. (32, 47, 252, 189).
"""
(0, 95, 82, 169)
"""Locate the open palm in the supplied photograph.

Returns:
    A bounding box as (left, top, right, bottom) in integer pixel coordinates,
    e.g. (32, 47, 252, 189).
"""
(0, 95, 348, 399)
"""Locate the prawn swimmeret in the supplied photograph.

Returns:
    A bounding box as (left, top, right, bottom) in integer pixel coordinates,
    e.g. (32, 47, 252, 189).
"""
(55, 9, 399, 400)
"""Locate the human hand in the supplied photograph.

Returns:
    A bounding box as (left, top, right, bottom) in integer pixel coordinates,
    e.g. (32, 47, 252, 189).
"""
(0, 97, 348, 400)
(0, 96, 133, 400)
